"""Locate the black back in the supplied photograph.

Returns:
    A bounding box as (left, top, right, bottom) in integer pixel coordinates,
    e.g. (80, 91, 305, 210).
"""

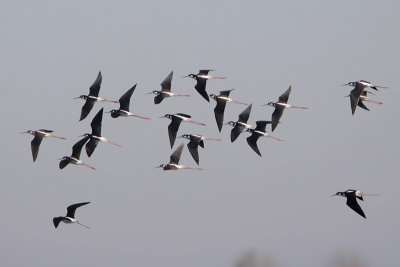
(31, 133, 44, 162)
(161, 71, 173, 92)
(170, 144, 184, 164)
(66, 202, 90, 218)
(198, 70, 212, 75)
(168, 116, 183, 148)
(88, 71, 102, 97)
(119, 84, 136, 111)
(71, 136, 89, 159)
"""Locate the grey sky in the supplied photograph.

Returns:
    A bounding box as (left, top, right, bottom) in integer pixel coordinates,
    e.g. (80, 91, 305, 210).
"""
(1, 1, 400, 266)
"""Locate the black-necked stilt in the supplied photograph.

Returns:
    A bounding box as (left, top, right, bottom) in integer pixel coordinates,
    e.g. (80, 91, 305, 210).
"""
(21, 129, 66, 162)
(183, 70, 226, 102)
(108, 84, 150, 120)
(147, 71, 190, 104)
(226, 104, 253, 142)
(76, 72, 118, 121)
(81, 108, 121, 157)
(343, 80, 388, 91)
(53, 202, 91, 229)
(347, 81, 367, 115)
(264, 86, 308, 132)
(59, 136, 95, 170)
(210, 89, 248, 132)
(246, 120, 283, 156)
(156, 143, 202, 170)
(331, 189, 379, 219)
(160, 113, 206, 148)
(352, 91, 384, 112)
(180, 134, 221, 165)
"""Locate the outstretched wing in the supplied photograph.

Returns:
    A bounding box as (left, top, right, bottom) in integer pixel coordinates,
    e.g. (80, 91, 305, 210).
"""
(31, 134, 44, 162)
(86, 139, 100, 157)
(161, 71, 173, 92)
(170, 144, 184, 164)
(238, 104, 252, 123)
(187, 140, 200, 165)
(194, 79, 209, 102)
(271, 106, 284, 132)
(53, 217, 63, 228)
(88, 71, 102, 97)
(66, 202, 90, 218)
(278, 86, 291, 103)
(346, 197, 366, 218)
(80, 99, 95, 121)
(90, 108, 103, 136)
(119, 84, 136, 111)
(246, 134, 262, 157)
(168, 117, 182, 148)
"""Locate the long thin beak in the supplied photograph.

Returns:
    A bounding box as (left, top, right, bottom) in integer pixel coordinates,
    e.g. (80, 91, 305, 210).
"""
(341, 84, 349, 86)
(330, 194, 337, 197)
(261, 103, 269, 106)
(146, 92, 154, 94)
(20, 131, 28, 134)
(181, 75, 189, 78)
(105, 111, 112, 113)
(73, 96, 81, 99)
(154, 166, 162, 169)
(58, 158, 64, 161)
(159, 116, 166, 118)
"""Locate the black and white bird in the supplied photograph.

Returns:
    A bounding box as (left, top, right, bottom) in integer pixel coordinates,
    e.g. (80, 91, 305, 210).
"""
(342, 80, 388, 91)
(264, 86, 308, 132)
(246, 120, 283, 156)
(21, 129, 66, 162)
(147, 71, 190, 104)
(160, 113, 206, 148)
(156, 143, 202, 170)
(331, 189, 379, 219)
(180, 134, 221, 165)
(226, 104, 253, 142)
(53, 202, 91, 229)
(183, 70, 225, 102)
(347, 81, 368, 115)
(59, 136, 95, 170)
(210, 89, 248, 132)
(108, 84, 151, 119)
(81, 108, 121, 157)
(75, 72, 118, 121)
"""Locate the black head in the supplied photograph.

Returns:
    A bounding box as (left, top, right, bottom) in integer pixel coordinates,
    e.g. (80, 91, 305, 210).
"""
(82, 133, 91, 137)
(80, 95, 88, 100)
(227, 121, 236, 126)
(209, 94, 217, 100)
(333, 192, 345, 197)
(267, 102, 275, 107)
(153, 90, 160, 95)
(343, 82, 356, 87)
(162, 114, 172, 119)
(188, 74, 196, 79)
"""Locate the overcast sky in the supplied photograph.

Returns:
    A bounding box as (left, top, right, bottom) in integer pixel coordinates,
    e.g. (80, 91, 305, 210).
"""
(1, 1, 400, 266)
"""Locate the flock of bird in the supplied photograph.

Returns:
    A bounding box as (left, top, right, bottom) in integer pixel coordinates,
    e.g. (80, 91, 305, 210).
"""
(22, 70, 386, 228)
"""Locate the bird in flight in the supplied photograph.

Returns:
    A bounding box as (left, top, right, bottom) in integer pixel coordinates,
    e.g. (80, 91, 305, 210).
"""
(53, 202, 91, 229)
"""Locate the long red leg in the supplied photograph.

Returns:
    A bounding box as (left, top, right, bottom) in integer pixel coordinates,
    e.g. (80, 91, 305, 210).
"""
(130, 114, 151, 120)
(188, 120, 206, 126)
(77, 221, 92, 229)
(82, 163, 96, 170)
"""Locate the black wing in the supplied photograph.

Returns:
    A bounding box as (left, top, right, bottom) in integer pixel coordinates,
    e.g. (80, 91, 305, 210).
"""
(346, 197, 366, 218)
(198, 69, 212, 75)
(246, 134, 262, 157)
(271, 106, 284, 132)
(88, 71, 102, 97)
(187, 139, 200, 165)
(71, 136, 89, 159)
(357, 99, 370, 111)
(37, 129, 53, 133)
(119, 84, 136, 111)
(161, 71, 173, 92)
(85, 139, 100, 157)
(254, 121, 269, 132)
(231, 124, 245, 142)
(219, 89, 233, 97)
(168, 117, 183, 148)
(194, 78, 209, 102)
(278, 86, 291, 103)
(53, 217, 63, 228)
(80, 99, 95, 121)
(59, 159, 70, 169)
(350, 82, 366, 115)
(214, 101, 226, 132)
(238, 104, 252, 123)
(66, 202, 90, 218)
(31, 134, 44, 162)
(170, 143, 184, 164)
(154, 94, 166, 104)
(90, 108, 103, 136)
